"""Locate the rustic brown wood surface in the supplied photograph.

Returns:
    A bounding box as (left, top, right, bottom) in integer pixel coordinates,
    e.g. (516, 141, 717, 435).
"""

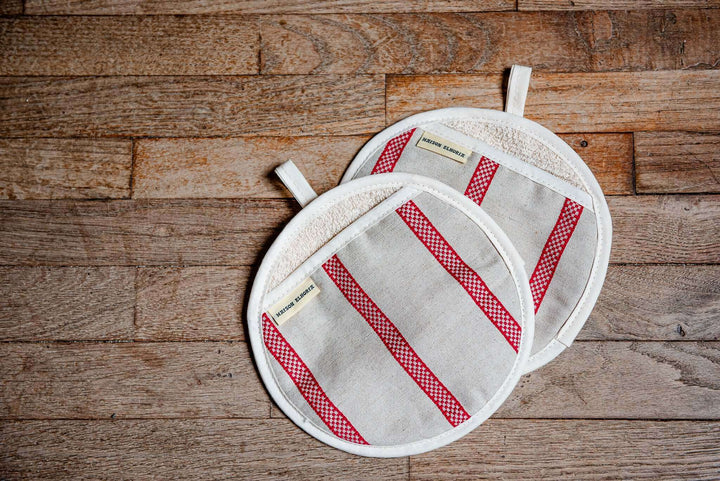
(386, 71, 720, 131)
(259, 10, 720, 74)
(635, 132, 720, 193)
(0, 1, 719, 479)
(519, 0, 720, 10)
(2, 264, 717, 343)
(0, 138, 132, 199)
(24, 0, 513, 15)
(132, 133, 630, 198)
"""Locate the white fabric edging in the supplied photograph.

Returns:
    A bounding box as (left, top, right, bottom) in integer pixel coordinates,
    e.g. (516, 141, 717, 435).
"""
(505, 65, 532, 117)
(247, 173, 535, 457)
(275, 160, 318, 207)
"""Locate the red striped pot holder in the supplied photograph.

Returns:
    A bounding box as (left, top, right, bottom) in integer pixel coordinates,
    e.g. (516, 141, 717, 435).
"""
(248, 173, 533, 457)
(342, 94, 612, 372)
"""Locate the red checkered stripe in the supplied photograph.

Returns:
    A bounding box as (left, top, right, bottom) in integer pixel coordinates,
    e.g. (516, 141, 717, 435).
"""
(529, 198, 584, 313)
(396, 201, 522, 352)
(322, 255, 471, 427)
(261, 313, 368, 445)
(370, 128, 416, 174)
(464, 156, 499, 206)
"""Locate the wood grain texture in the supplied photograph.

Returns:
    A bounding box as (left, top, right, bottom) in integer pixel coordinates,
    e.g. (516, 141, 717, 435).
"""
(0, 342, 270, 419)
(261, 10, 720, 74)
(582, 265, 720, 341)
(411, 420, 720, 481)
(2, 263, 710, 343)
(1, 341, 717, 420)
(3, 195, 716, 266)
(23, 0, 512, 15)
(0, 267, 135, 341)
(386, 71, 720, 132)
(135, 266, 249, 341)
(608, 195, 720, 264)
(133, 136, 369, 199)
(0, 199, 295, 266)
(0, 16, 258, 76)
(499, 341, 720, 419)
(0, 0, 22, 14)
(0, 76, 384, 138)
(133, 134, 630, 198)
(635, 132, 720, 194)
(520, 0, 720, 10)
(0, 138, 131, 200)
(0, 419, 408, 481)
(558, 133, 633, 195)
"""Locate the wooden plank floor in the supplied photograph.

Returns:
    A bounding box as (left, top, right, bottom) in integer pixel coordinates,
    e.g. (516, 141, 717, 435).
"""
(0, 1, 719, 479)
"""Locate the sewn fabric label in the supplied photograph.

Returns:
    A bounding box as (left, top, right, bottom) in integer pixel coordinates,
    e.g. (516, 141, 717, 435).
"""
(416, 131, 473, 164)
(269, 277, 320, 325)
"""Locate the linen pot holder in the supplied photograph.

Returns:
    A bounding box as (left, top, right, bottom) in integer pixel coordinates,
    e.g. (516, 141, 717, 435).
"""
(247, 163, 534, 457)
(342, 66, 613, 372)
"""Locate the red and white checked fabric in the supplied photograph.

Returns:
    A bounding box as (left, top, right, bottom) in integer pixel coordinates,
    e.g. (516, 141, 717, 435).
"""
(370, 128, 416, 175)
(529, 198, 584, 313)
(396, 201, 522, 352)
(322, 255, 470, 427)
(261, 313, 368, 445)
(464, 156, 499, 206)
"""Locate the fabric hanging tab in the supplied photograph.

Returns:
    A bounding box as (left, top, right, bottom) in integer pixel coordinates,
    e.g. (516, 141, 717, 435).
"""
(275, 160, 318, 207)
(505, 65, 532, 117)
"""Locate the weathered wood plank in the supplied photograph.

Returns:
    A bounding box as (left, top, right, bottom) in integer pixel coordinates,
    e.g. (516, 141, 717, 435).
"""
(135, 266, 249, 341)
(8, 263, 707, 342)
(0, 267, 135, 341)
(0, 16, 258, 76)
(133, 134, 631, 198)
(1, 341, 718, 420)
(136, 264, 720, 342)
(261, 10, 720, 74)
(0, 138, 131, 200)
(520, 0, 720, 10)
(0, 76, 384, 138)
(0, 199, 295, 266)
(0, 419, 408, 481)
(24, 0, 512, 15)
(386, 71, 720, 132)
(2, 195, 716, 266)
(582, 265, 720, 341)
(558, 133, 633, 195)
(0, 0, 22, 15)
(635, 132, 720, 194)
(0, 342, 269, 419)
(411, 420, 720, 481)
(132, 136, 369, 199)
(498, 341, 720, 419)
(608, 195, 720, 264)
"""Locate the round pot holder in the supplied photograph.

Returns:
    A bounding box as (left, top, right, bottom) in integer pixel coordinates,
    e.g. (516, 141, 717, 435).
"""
(341, 66, 612, 373)
(247, 162, 534, 457)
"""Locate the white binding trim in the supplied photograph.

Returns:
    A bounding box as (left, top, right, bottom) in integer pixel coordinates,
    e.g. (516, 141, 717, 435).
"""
(275, 160, 318, 207)
(247, 173, 535, 457)
(505, 65, 532, 117)
(341, 107, 612, 373)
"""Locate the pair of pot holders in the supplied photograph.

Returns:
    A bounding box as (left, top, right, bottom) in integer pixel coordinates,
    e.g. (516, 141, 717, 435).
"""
(247, 66, 612, 457)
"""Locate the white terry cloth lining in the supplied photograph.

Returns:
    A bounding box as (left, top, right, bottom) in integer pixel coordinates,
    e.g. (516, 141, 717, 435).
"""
(268, 185, 400, 290)
(264, 186, 419, 311)
(444, 118, 586, 191)
(422, 122, 593, 210)
(247, 173, 535, 457)
(341, 108, 612, 373)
